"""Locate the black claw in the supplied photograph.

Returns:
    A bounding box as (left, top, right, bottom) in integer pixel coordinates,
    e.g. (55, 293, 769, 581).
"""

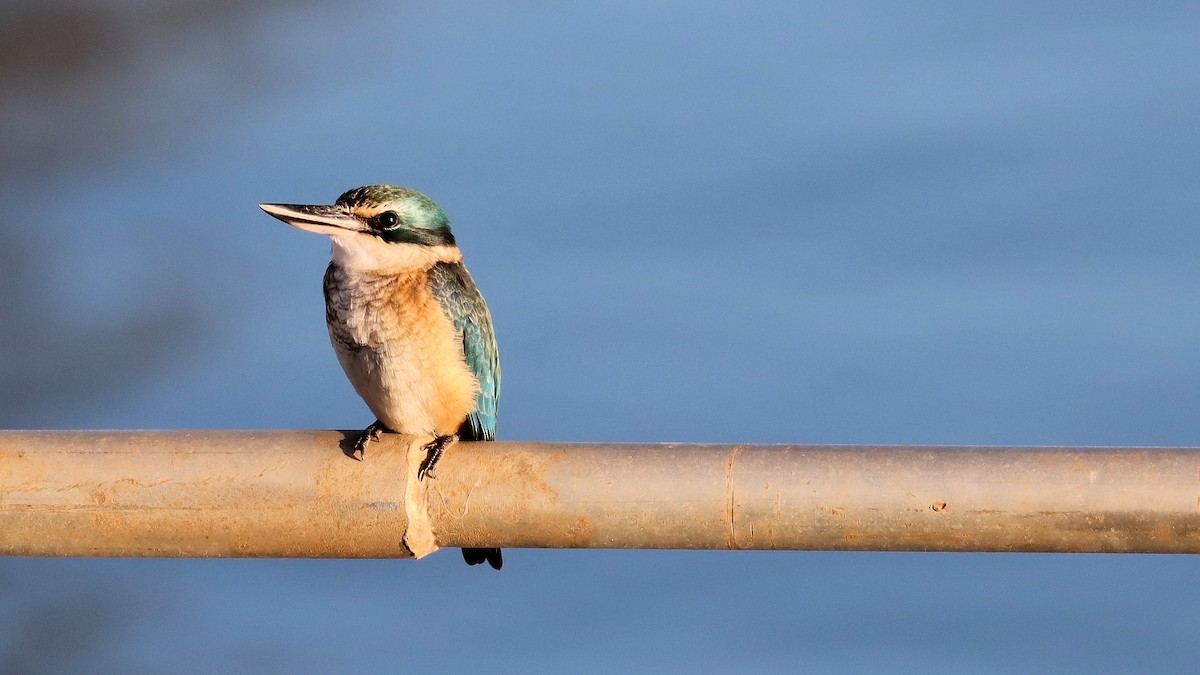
(353, 420, 386, 460)
(417, 434, 456, 481)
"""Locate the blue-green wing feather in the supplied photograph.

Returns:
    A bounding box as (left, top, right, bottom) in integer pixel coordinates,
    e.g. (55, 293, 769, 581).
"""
(428, 262, 499, 441)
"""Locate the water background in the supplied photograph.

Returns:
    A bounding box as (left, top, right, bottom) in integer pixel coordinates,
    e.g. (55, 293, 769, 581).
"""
(1, 2, 1198, 671)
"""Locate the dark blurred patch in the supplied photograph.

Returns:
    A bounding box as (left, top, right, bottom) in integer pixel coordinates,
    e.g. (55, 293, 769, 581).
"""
(0, 0, 306, 174)
(0, 5, 122, 89)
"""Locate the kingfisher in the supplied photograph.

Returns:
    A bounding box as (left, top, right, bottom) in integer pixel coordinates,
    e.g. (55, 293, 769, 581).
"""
(260, 185, 502, 570)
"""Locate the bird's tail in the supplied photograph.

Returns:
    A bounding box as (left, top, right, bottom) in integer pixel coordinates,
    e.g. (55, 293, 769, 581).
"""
(462, 547, 503, 570)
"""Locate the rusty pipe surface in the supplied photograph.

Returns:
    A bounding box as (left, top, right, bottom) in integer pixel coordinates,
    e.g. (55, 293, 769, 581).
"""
(1, 431, 1199, 557)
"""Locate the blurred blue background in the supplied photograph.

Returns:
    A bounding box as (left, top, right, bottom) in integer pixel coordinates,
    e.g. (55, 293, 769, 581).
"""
(2, 1, 1199, 672)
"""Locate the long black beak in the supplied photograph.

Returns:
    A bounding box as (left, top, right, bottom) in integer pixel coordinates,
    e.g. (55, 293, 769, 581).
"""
(259, 203, 365, 236)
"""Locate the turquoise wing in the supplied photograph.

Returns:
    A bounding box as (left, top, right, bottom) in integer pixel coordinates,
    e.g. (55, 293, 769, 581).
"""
(428, 262, 499, 440)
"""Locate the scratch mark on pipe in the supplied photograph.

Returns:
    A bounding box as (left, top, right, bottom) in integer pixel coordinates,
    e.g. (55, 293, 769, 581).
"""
(726, 445, 744, 549)
(441, 481, 482, 521)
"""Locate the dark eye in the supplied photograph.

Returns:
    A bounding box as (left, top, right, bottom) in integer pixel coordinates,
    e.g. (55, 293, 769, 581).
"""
(378, 211, 400, 229)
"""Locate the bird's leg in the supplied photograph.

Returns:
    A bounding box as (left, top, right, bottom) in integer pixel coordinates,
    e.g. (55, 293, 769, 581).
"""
(418, 434, 457, 481)
(352, 419, 387, 460)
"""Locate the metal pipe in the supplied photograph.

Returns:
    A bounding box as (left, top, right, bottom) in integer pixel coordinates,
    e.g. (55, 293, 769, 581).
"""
(0, 430, 414, 558)
(1, 431, 1198, 557)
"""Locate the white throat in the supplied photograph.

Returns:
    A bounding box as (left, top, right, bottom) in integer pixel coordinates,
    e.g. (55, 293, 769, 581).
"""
(329, 234, 462, 273)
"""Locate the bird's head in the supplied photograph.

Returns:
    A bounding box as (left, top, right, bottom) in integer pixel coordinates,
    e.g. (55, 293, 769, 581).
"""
(260, 185, 461, 271)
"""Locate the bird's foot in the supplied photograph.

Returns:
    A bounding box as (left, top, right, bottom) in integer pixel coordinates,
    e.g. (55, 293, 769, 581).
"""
(352, 420, 387, 461)
(418, 434, 457, 481)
